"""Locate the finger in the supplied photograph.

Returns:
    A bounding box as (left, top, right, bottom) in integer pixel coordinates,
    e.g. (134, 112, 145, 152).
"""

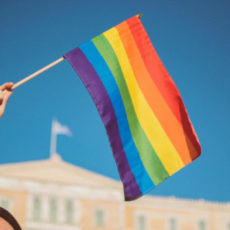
(0, 90, 3, 103)
(1, 91, 12, 111)
(4, 91, 13, 103)
(0, 83, 14, 104)
(0, 82, 14, 91)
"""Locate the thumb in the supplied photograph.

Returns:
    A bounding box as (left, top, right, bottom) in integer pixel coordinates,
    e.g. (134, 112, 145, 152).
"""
(1, 91, 13, 111)
(0, 90, 3, 104)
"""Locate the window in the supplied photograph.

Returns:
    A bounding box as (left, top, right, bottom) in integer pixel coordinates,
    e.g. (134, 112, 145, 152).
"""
(49, 198, 58, 223)
(137, 215, 146, 230)
(169, 218, 177, 230)
(0, 198, 10, 211)
(33, 196, 41, 221)
(66, 200, 74, 224)
(95, 209, 105, 227)
(198, 220, 206, 230)
(227, 222, 230, 230)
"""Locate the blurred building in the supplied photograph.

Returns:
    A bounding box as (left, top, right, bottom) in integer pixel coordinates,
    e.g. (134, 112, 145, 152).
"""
(0, 153, 229, 230)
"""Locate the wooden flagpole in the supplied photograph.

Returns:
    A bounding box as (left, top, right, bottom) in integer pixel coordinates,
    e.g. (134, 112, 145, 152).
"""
(12, 57, 65, 89)
(12, 14, 143, 90)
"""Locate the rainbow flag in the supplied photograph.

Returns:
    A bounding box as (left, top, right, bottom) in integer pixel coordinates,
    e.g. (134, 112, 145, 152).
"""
(64, 15, 201, 201)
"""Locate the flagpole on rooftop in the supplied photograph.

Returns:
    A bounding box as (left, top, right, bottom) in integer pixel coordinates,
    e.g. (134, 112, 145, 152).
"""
(50, 119, 57, 156)
(49, 119, 72, 157)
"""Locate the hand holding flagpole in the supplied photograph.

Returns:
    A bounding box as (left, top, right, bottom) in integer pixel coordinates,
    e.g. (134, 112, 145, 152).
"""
(0, 82, 14, 118)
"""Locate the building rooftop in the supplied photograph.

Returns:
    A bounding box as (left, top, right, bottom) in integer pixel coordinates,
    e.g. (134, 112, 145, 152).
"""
(0, 154, 229, 211)
(0, 153, 121, 190)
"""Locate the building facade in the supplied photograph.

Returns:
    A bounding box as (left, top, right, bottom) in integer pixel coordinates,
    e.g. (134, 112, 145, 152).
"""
(0, 154, 229, 230)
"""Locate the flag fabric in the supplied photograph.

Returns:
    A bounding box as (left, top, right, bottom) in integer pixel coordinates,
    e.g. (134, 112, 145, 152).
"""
(52, 119, 72, 136)
(64, 15, 201, 201)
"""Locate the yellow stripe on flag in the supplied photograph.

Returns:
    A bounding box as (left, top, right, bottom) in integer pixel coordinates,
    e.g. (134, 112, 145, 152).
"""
(104, 28, 184, 175)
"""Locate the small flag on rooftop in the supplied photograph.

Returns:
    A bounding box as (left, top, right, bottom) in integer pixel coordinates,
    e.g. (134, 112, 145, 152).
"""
(52, 119, 72, 136)
(50, 119, 72, 155)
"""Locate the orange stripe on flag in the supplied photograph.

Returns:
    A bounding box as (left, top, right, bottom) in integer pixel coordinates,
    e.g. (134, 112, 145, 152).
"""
(126, 16, 201, 159)
(116, 21, 198, 164)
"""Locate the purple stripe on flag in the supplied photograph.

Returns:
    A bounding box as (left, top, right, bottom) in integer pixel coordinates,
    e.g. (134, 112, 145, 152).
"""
(64, 48, 141, 200)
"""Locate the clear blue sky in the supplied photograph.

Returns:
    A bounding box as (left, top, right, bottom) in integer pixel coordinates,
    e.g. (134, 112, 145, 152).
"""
(0, 0, 229, 202)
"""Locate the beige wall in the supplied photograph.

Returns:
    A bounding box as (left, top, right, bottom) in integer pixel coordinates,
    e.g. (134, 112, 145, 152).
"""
(0, 189, 229, 230)
(0, 168, 229, 230)
(80, 199, 121, 230)
(0, 189, 28, 227)
(122, 201, 230, 230)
